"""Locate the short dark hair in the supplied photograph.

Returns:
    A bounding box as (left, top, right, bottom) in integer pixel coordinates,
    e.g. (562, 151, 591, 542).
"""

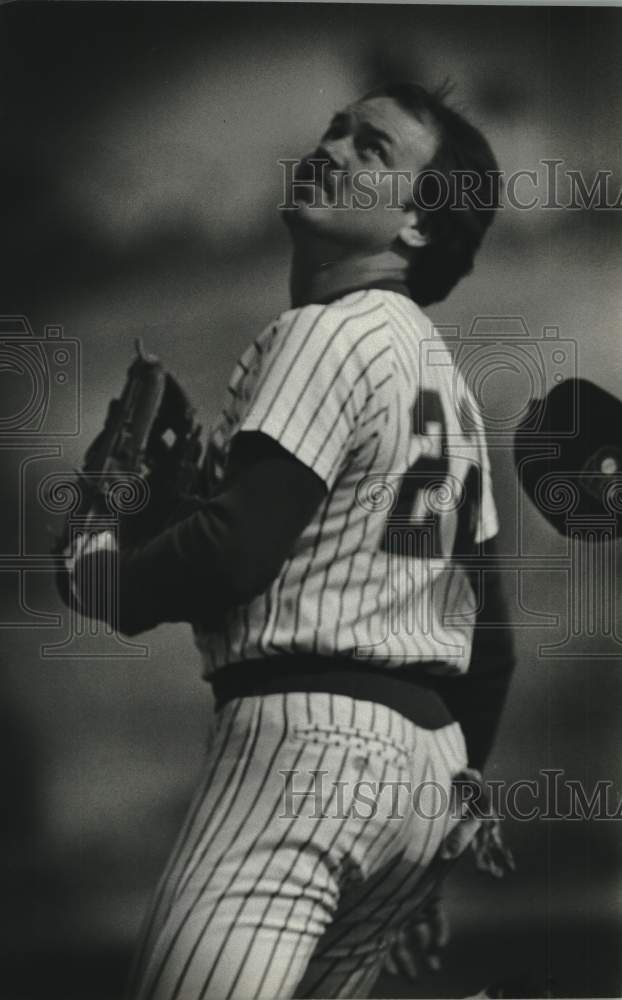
(366, 82, 500, 306)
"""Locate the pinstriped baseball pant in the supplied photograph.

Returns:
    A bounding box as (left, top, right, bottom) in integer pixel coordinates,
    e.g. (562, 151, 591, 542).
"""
(127, 691, 467, 1000)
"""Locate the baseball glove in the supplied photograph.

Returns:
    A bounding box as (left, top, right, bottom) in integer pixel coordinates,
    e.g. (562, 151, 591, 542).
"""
(514, 377, 622, 537)
(54, 339, 204, 607)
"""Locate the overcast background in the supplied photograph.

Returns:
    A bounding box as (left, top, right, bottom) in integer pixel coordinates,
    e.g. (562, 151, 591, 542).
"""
(1, 4, 621, 998)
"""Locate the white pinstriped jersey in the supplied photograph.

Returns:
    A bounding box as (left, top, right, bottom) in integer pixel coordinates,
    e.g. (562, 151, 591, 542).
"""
(195, 289, 498, 676)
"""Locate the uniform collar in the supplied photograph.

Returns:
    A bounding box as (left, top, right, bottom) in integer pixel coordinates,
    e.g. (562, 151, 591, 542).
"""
(310, 278, 412, 306)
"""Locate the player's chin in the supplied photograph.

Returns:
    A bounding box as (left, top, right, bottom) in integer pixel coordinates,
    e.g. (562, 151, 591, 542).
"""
(279, 202, 343, 245)
(279, 202, 306, 232)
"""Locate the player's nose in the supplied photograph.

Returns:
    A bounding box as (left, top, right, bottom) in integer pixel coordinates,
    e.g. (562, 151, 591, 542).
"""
(316, 135, 351, 171)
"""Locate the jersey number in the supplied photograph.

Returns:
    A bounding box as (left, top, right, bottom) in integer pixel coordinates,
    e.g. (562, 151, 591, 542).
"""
(381, 389, 481, 560)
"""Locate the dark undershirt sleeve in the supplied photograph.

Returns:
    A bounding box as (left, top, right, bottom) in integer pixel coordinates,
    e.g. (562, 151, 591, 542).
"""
(428, 539, 516, 771)
(76, 432, 327, 636)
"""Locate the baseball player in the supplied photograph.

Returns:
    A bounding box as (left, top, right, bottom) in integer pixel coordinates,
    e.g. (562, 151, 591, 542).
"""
(63, 82, 515, 999)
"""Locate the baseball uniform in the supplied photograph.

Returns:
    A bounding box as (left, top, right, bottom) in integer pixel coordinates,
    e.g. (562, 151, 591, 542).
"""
(126, 286, 505, 1000)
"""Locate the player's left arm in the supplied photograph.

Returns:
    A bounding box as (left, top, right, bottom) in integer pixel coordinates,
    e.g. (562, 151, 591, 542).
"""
(65, 431, 327, 636)
(432, 543, 516, 772)
(386, 563, 516, 983)
(433, 391, 515, 775)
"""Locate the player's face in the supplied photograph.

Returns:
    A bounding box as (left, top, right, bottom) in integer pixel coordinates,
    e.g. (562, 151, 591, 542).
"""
(282, 96, 438, 252)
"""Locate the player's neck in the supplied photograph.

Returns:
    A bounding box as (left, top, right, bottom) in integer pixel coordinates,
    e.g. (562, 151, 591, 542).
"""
(289, 245, 411, 307)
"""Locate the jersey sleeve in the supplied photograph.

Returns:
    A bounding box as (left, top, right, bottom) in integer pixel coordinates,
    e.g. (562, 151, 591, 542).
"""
(238, 304, 389, 490)
(475, 441, 499, 543)
(474, 416, 499, 544)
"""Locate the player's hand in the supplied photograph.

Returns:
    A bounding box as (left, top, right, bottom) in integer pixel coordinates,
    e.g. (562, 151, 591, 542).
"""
(440, 768, 515, 878)
(470, 808, 515, 879)
(384, 893, 449, 980)
(61, 528, 121, 626)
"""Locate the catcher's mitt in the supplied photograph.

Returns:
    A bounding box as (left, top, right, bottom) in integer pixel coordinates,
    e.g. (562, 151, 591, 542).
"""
(54, 340, 204, 609)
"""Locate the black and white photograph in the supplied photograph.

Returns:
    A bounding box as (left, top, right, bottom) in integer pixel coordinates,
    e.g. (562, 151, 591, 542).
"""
(1, 2, 621, 998)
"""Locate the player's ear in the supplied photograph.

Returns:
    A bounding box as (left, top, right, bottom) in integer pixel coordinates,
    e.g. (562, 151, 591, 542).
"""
(398, 208, 429, 249)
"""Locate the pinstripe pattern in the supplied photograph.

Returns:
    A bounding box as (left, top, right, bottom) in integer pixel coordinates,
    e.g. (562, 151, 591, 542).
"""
(195, 289, 498, 676)
(132, 288, 497, 999)
(129, 691, 467, 1000)
(127, 701, 247, 991)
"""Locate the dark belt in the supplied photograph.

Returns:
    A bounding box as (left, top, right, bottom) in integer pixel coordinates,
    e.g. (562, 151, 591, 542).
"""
(210, 655, 454, 731)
